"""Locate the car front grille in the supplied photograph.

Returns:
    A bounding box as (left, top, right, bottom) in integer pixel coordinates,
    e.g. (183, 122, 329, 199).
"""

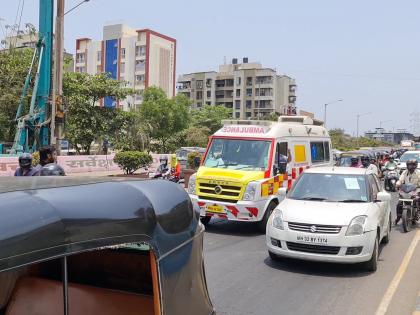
(288, 222, 342, 234)
(197, 180, 243, 202)
(286, 242, 340, 255)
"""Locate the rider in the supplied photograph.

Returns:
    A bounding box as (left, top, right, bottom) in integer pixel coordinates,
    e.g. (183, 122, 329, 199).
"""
(40, 163, 66, 176)
(156, 155, 170, 177)
(384, 156, 398, 170)
(170, 154, 181, 181)
(350, 157, 359, 167)
(395, 159, 420, 225)
(14, 153, 40, 176)
(360, 156, 378, 175)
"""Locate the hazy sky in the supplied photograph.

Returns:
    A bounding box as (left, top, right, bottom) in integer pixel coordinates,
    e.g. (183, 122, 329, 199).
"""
(1, 0, 420, 135)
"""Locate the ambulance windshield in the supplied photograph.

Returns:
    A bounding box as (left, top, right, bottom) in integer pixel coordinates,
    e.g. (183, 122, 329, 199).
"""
(203, 138, 272, 171)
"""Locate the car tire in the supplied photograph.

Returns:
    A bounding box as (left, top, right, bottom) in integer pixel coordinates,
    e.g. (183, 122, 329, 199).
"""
(200, 216, 211, 226)
(363, 234, 378, 272)
(258, 201, 278, 233)
(382, 215, 391, 244)
(268, 251, 281, 262)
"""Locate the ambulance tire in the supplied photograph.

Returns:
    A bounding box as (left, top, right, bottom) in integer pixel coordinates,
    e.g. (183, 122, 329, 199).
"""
(200, 216, 211, 226)
(258, 201, 278, 233)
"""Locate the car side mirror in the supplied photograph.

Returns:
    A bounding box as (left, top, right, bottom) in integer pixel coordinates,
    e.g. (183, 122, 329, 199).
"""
(278, 187, 287, 197)
(273, 165, 279, 175)
(376, 191, 391, 202)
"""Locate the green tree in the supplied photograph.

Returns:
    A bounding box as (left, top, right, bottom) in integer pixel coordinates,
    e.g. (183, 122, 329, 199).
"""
(140, 87, 190, 153)
(190, 105, 231, 135)
(185, 126, 210, 147)
(0, 48, 35, 142)
(63, 72, 136, 154)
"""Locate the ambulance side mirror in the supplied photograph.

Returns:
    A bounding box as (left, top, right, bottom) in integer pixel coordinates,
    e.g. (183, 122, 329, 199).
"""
(278, 161, 287, 174)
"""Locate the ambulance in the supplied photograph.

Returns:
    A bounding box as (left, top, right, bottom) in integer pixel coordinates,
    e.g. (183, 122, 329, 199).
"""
(188, 116, 333, 231)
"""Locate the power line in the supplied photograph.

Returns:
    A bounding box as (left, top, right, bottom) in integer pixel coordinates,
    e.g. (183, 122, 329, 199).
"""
(13, 0, 26, 48)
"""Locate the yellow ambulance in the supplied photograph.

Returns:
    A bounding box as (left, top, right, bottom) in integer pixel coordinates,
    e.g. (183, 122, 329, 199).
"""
(188, 116, 333, 231)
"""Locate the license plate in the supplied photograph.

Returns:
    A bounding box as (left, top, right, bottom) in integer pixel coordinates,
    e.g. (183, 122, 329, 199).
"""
(206, 204, 225, 213)
(296, 234, 328, 244)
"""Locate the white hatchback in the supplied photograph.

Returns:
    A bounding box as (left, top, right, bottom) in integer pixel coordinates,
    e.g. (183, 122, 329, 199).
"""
(266, 167, 392, 272)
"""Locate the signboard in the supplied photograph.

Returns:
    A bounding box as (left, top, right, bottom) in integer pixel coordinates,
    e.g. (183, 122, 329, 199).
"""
(220, 125, 269, 134)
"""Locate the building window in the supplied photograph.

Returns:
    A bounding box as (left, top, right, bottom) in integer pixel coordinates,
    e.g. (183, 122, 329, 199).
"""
(226, 79, 234, 87)
(207, 90, 211, 98)
(235, 112, 240, 119)
(246, 100, 252, 109)
(246, 77, 253, 86)
(136, 45, 146, 57)
(196, 80, 203, 89)
(206, 79, 212, 88)
(246, 88, 252, 97)
(97, 51, 102, 62)
(76, 66, 86, 73)
(246, 112, 251, 118)
(96, 65, 102, 74)
(76, 53, 85, 63)
(236, 89, 241, 97)
(135, 60, 145, 72)
(197, 102, 202, 108)
(206, 101, 211, 105)
(235, 100, 241, 109)
(225, 90, 233, 98)
(121, 48, 126, 59)
(120, 62, 125, 74)
(196, 91, 203, 100)
(135, 74, 145, 85)
(236, 77, 241, 86)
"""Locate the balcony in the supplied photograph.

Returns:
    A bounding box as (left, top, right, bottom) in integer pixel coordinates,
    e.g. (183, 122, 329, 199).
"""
(289, 95, 297, 103)
(289, 84, 297, 93)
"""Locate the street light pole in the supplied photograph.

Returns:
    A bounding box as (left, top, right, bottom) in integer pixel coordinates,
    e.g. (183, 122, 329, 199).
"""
(323, 99, 343, 128)
(356, 112, 372, 146)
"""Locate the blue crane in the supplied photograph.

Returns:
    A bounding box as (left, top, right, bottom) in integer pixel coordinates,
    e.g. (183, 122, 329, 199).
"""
(11, 0, 53, 154)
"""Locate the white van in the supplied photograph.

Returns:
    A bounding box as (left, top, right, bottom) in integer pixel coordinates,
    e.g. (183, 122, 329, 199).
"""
(188, 116, 333, 231)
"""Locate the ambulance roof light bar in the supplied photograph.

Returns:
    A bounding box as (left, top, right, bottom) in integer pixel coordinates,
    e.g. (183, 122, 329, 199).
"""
(278, 116, 324, 126)
(222, 120, 274, 127)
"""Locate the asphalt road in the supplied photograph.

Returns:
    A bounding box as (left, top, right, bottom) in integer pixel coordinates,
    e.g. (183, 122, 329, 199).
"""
(203, 193, 420, 315)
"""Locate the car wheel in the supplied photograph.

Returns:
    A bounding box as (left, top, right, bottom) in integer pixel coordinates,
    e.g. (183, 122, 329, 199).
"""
(382, 215, 391, 244)
(268, 251, 281, 262)
(363, 234, 378, 272)
(200, 216, 211, 226)
(258, 201, 278, 233)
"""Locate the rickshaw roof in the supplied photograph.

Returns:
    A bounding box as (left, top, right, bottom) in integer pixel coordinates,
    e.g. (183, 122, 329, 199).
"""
(0, 177, 198, 272)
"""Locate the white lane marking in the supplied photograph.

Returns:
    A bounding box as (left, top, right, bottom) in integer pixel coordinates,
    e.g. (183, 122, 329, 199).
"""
(376, 230, 420, 315)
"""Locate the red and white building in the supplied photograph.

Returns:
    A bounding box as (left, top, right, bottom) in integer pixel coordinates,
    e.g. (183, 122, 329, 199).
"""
(75, 24, 176, 110)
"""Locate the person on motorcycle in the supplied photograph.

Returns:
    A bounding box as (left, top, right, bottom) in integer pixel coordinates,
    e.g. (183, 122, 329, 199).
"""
(350, 157, 359, 167)
(155, 155, 170, 178)
(395, 159, 420, 225)
(14, 153, 40, 176)
(170, 154, 181, 182)
(360, 156, 378, 175)
(40, 163, 66, 176)
(384, 156, 398, 170)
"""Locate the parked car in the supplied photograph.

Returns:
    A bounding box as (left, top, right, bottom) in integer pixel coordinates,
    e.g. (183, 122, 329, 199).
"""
(397, 150, 420, 174)
(0, 177, 214, 315)
(266, 167, 392, 272)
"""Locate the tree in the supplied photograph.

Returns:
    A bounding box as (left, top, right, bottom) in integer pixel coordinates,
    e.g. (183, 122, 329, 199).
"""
(140, 87, 190, 153)
(190, 105, 231, 135)
(114, 151, 153, 175)
(185, 126, 210, 147)
(0, 48, 35, 142)
(63, 72, 136, 154)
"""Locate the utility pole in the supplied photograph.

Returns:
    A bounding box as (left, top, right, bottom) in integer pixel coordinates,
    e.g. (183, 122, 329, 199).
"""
(51, 0, 64, 154)
(323, 99, 343, 128)
(356, 112, 371, 147)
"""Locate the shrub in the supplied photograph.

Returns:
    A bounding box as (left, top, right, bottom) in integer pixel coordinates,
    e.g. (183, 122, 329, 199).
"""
(114, 151, 153, 174)
(187, 151, 203, 170)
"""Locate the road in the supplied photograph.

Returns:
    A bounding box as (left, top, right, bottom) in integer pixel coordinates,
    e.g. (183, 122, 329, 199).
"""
(203, 194, 420, 315)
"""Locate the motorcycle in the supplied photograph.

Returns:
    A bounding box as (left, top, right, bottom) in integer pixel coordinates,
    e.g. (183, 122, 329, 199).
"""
(398, 184, 419, 232)
(383, 166, 399, 192)
(151, 167, 184, 185)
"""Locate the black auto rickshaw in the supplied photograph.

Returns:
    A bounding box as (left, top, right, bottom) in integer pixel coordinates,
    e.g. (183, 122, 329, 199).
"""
(0, 177, 214, 315)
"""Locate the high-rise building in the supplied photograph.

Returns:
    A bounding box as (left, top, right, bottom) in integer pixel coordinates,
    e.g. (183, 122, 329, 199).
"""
(177, 58, 296, 119)
(75, 24, 176, 110)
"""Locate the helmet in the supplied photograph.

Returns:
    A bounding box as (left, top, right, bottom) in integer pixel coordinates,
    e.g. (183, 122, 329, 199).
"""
(159, 155, 168, 164)
(40, 163, 65, 176)
(406, 159, 418, 172)
(18, 153, 32, 169)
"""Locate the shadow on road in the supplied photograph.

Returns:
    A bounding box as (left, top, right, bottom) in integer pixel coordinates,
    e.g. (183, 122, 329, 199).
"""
(204, 219, 263, 237)
(263, 255, 372, 278)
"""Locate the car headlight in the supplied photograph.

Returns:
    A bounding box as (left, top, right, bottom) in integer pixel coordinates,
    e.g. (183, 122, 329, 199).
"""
(188, 174, 197, 194)
(346, 215, 367, 236)
(272, 209, 284, 230)
(242, 182, 259, 201)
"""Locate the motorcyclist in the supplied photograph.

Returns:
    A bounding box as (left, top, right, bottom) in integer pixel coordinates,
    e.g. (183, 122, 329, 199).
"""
(155, 155, 170, 178)
(350, 157, 359, 167)
(360, 156, 378, 175)
(170, 154, 181, 182)
(395, 159, 420, 225)
(384, 156, 398, 170)
(40, 163, 66, 176)
(14, 153, 40, 176)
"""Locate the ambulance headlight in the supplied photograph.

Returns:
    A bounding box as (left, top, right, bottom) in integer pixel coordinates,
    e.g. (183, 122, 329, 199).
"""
(243, 182, 258, 201)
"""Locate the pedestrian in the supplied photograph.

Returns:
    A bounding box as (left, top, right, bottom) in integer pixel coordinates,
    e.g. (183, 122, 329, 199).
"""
(14, 153, 40, 176)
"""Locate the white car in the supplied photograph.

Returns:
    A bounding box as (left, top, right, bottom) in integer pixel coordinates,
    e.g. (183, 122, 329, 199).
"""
(266, 167, 392, 272)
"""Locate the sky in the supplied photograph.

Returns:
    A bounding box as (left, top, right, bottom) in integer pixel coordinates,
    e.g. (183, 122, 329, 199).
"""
(1, 0, 420, 135)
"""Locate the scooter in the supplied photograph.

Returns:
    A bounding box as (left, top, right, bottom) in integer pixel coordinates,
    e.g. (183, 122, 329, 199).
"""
(398, 184, 419, 232)
(383, 166, 399, 192)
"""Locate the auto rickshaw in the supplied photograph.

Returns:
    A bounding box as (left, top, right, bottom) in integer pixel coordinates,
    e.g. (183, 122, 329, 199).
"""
(0, 177, 214, 315)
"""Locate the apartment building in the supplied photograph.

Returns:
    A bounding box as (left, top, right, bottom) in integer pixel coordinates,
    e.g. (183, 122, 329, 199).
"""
(75, 24, 176, 110)
(177, 58, 296, 119)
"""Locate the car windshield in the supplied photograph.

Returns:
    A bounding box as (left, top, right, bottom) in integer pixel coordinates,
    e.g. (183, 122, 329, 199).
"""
(203, 138, 271, 171)
(399, 152, 420, 162)
(338, 155, 360, 166)
(288, 173, 369, 202)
